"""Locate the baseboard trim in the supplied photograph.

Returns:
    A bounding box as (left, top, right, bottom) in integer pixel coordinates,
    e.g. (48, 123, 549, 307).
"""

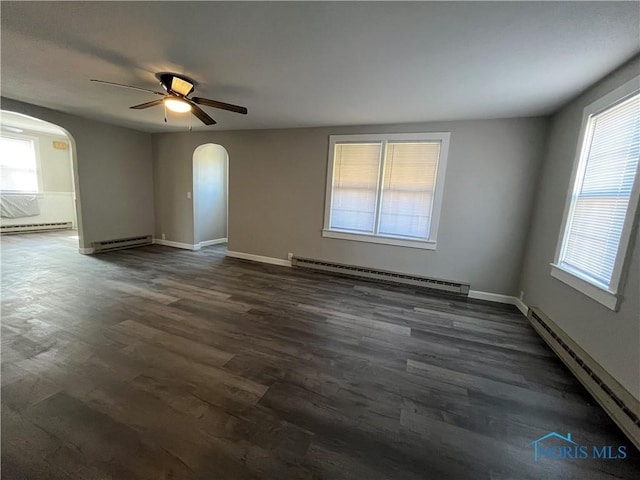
(468, 290, 513, 304)
(79, 247, 94, 255)
(226, 250, 292, 267)
(153, 239, 201, 251)
(154, 238, 228, 250)
(468, 290, 529, 315)
(200, 237, 227, 247)
(513, 297, 528, 316)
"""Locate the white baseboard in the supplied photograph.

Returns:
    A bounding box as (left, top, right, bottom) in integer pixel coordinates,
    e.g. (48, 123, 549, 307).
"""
(154, 238, 228, 250)
(468, 289, 528, 315)
(513, 297, 529, 316)
(153, 238, 201, 251)
(468, 290, 515, 304)
(79, 247, 94, 255)
(200, 237, 227, 247)
(226, 250, 292, 267)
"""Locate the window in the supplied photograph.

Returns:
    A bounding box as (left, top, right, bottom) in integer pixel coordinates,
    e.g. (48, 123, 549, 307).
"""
(0, 135, 39, 193)
(323, 132, 450, 249)
(551, 78, 640, 310)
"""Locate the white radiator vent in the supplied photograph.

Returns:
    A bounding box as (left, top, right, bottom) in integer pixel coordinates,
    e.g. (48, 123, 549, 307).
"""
(291, 256, 470, 295)
(528, 307, 640, 450)
(93, 235, 152, 253)
(0, 222, 72, 234)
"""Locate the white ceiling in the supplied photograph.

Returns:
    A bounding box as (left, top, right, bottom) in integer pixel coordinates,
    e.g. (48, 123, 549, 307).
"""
(1, 1, 638, 132)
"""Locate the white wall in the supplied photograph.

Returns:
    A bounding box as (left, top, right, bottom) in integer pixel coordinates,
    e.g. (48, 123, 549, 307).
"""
(193, 144, 228, 244)
(0, 193, 76, 228)
(154, 117, 548, 295)
(0, 129, 76, 228)
(519, 55, 640, 400)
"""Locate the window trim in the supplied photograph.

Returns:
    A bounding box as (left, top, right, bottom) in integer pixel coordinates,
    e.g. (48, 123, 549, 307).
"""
(0, 132, 43, 194)
(551, 76, 640, 311)
(322, 132, 450, 250)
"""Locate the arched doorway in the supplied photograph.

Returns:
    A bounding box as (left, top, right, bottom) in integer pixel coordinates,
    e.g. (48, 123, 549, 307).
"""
(192, 143, 228, 248)
(0, 110, 84, 249)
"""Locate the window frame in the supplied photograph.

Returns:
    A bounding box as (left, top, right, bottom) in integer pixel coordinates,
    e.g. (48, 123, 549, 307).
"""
(322, 132, 450, 250)
(550, 76, 640, 311)
(0, 132, 43, 194)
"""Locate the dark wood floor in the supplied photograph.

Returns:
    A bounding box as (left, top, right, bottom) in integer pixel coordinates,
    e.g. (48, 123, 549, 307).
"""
(1, 231, 638, 479)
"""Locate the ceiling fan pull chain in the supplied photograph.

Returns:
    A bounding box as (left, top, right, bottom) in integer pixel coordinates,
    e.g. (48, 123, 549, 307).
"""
(164, 102, 167, 123)
(189, 113, 192, 132)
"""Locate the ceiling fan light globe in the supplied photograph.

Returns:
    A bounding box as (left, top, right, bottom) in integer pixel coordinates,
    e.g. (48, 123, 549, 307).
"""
(164, 98, 191, 113)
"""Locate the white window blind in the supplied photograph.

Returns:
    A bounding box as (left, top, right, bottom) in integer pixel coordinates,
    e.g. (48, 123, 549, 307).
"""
(559, 92, 640, 288)
(325, 133, 449, 249)
(379, 142, 440, 238)
(0, 136, 38, 192)
(330, 143, 381, 233)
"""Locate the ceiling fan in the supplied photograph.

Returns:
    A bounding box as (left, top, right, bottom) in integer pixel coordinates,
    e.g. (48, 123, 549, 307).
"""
(91, 72, 248, 126)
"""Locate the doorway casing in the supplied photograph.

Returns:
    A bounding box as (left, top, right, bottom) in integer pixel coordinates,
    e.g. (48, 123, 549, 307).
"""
(0, 110, 85, 251)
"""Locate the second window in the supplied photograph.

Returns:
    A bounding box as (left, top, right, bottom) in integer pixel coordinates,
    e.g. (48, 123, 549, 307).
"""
(323, 132, 450, 249)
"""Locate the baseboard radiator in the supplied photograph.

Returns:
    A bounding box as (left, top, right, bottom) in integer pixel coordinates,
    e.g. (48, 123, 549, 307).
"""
(93, 235, 152, 253)
(291, 256, 470, 295)
(527, 307, 640, 451)
(0, 221, 72, 234)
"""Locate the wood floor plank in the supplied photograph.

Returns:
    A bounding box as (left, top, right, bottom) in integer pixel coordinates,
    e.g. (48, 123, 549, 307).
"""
(110, 319, 235, 367)
(25, 392, 196, 479)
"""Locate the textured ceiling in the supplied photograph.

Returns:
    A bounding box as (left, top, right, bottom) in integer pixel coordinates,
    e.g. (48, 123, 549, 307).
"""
(1, 1, 639, 132)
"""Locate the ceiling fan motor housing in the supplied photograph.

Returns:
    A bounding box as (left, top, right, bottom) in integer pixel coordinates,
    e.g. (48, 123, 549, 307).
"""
(157, 73, 195, 97)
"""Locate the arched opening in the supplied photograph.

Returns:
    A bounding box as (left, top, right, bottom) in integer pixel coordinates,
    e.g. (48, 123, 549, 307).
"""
(193, 143, 228, 250)
(0, 110, 84, 250)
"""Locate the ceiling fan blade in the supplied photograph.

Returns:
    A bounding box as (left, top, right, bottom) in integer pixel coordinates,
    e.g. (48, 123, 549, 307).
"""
(91, 79, 165, 96)
(130, 99, 164, 110)
(184, 99, 216, 125)
(191, 97, 248, 115)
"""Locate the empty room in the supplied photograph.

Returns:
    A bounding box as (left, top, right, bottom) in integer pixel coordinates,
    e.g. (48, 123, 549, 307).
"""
(1, 1, 639, 479)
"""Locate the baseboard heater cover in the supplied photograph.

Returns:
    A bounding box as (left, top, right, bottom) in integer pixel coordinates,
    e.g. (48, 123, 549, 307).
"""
(0, 221, 72, 234)
(291, 256, 470, 295)
(527, 307, 640, 451)
(93, 235, 152, 253)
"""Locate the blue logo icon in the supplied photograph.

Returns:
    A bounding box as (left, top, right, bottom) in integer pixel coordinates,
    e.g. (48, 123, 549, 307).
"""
(528, 432, 627, 461)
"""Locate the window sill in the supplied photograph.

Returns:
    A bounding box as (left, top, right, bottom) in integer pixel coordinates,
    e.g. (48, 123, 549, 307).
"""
(549, 263, 619, 311)
(322, 229, 436, 250)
